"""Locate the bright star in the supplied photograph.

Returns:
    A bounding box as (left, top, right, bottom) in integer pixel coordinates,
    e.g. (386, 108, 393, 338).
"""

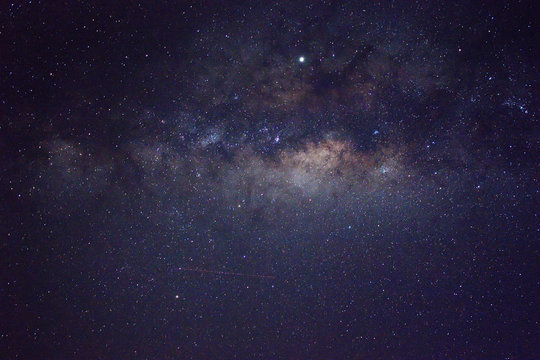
(298, 56, 305, 63)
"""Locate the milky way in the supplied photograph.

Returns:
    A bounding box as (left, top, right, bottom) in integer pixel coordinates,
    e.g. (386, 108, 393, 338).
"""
(2, 1, 538, 359)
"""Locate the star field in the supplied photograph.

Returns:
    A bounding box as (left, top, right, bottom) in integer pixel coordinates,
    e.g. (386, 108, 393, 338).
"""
(1, 1, 538, 359)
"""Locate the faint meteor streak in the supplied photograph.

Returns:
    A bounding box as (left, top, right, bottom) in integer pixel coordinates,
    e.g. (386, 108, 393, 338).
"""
(179, 267, 275, 279)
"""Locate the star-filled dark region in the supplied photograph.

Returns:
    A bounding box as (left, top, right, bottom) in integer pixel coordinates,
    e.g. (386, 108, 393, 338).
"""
(1, 1, 539, 359)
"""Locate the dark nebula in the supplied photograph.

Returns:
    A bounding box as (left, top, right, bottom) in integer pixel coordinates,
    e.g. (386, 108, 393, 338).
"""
(1, 1, 538, 359)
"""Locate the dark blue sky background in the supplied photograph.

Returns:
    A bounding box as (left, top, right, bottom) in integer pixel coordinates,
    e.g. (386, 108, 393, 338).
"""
(1, 1, 538, 359)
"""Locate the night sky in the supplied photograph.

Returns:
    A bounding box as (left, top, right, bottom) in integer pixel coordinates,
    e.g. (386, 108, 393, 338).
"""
(1, 1, 538, 359)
